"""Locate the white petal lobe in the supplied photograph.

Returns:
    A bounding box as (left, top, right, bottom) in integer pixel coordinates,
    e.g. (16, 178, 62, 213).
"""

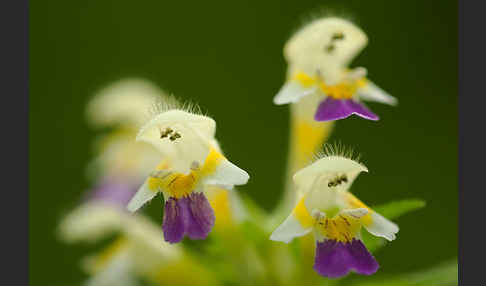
(270, 214, 312, 243)
(273, 81, 316, 105)
(365, 212, 399, 241)
(342, 208, 369, 218)
(58, 203, 124, 243)
(205, 159, 249, 188)
(127, 182, 158, 212)
(358, 81, 398, 106)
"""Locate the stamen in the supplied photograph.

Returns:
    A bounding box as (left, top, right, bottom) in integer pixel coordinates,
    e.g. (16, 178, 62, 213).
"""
(160, 127, 173, 139)
(325, 44, 335, 53)
(169, 132, 181, 141)
(331, 32, 345, 41)
(327, 174, 348, 188)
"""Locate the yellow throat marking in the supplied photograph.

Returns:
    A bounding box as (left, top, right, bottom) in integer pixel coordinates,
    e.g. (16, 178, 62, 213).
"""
(292, 71, 368, 100)
(316, 214, 361, 242)
(293, 198, 314, 228)
(292, 194, 374, 242)
(147, 147, 224, 199)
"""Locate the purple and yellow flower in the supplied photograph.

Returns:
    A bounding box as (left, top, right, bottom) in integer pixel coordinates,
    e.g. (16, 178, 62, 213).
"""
(127, 108, 249, 243)
(270, 155, 398, 278)
(273, 17, 397, 122)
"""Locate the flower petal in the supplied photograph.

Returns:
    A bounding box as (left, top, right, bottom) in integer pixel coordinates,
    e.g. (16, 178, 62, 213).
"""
(293, 156, 367, 195)
(88, 177, 138, 208)
(136, 110, 216, 174)
(284, 17, 368, 78)
(358, 81, 398, 106)
(341, 208, 369, 219)
(347, 239, 380, 275)
(364, 212, 399, 241)
(127, 182, 158, 212)
(314, 239, 354, 278)
(162, 197, 187, 243)
(86, 78, 163, 128)
(185, 192, 215, 240)
(313, 239, 378, 278)
(85, 249, 137, 286)
(273, 81, 316, 105)
(58, 203, 125, 243)
(270, 213, 312, 243)
(314, 98, 379, 121)
(204, 158, 250, 188)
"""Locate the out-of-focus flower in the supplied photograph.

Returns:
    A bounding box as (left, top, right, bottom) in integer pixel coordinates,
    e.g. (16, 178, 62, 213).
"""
(270, 155, 398, 278)
(59, 79, 203, 285)
(86, 78, 164, 129)
(82, 78, 166, 208)
(127, 106, 249, 243)
(59, 203, 218, 286)
(273, 17, 397, 122)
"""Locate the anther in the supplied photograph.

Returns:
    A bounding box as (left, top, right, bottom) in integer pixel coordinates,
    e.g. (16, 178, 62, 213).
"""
(325, 44, 335, 53)
(331, 32, 345, 41)
(160, 127, 173, 139)
(169, 132, 181, 141)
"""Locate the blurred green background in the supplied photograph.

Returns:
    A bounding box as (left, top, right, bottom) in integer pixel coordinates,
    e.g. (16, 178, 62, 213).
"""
(30, 0, 457, 285)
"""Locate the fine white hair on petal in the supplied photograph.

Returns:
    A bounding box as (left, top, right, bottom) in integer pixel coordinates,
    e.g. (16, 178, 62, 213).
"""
(341, 208, 369, 218)
(58, 203, 126, 243)
(148, 95, 205, 118)
(270, 213, 312, 243)
(86, 78, 165, 128)
(273, 81, 317, 105)
(204, 158, 250, 188)
(284, 17, 368, 79)
(316, 142, 362, 164)
(365, 212, 399, 241)
(358, 81, 398, 106)
(136, 109, 216, 174)
(127, 182, 158, 212)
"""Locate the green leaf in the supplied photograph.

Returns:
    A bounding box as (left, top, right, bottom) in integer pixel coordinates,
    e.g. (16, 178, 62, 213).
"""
(348, 259, 457, 286)
(372, 199, 426, 220)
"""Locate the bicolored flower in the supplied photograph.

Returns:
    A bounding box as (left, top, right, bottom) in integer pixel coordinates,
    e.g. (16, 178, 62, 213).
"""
(127, 108, 249, 243)
(270, 155, 398, 278)
(273, 17, 397, 122)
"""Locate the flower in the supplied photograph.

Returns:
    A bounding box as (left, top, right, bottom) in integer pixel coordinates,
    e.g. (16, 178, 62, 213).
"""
(270, 155, 399, 278)
(86, 78, 165, 128)
(273, 17, 397, 122)
(127, 107, 250, 243)
(59, 203, 217, 286)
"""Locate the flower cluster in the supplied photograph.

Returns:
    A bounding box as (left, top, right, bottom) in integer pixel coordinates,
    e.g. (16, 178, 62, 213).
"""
(58, 16, 431, 286)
